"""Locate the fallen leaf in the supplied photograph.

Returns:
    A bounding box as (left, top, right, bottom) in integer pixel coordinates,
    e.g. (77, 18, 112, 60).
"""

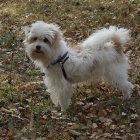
(110, 124, 117, 130)
(98, 109, 108, 117)
(99, 117, 113, 126)
(67, 123, 80, 129)
(130, 114, 139, 120)
(82, 103, 93, 110)
(103, 133, 112, 138)
(92, 123, 98, 132)
(7, 129, 16, 138)
(69, 129, 81, 136)
(46, 132, 54, 139)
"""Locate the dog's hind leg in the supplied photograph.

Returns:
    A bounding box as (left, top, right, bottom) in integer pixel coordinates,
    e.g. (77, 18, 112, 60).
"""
(104, 62, 134, 99)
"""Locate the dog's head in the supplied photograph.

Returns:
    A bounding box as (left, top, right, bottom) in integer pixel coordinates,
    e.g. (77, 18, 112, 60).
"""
(23, 21, 62, 63)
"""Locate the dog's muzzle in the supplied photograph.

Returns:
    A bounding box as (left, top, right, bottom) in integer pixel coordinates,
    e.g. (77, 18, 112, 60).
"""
(35, 45, 43, 53)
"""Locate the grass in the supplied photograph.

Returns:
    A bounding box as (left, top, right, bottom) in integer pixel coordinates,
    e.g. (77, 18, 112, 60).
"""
(0, 0, 140, 139)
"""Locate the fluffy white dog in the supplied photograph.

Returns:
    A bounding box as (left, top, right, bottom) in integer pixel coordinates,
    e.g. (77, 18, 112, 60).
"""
(23, 21, 133, 111)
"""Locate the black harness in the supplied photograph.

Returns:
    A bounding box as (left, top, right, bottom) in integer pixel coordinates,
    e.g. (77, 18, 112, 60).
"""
(49, 52, 69, 80)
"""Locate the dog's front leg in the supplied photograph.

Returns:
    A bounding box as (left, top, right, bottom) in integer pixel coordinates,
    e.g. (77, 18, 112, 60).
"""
(58, 80, 73, 111)
(44, 76, 72, 111)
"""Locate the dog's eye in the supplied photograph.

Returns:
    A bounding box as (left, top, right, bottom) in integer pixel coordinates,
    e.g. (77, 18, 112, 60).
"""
(43, 38, 49, 43)
(32, 37, 37, 41)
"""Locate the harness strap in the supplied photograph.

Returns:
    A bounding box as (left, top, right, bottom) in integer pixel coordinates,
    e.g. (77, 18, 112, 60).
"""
(51, 51, 69, 80)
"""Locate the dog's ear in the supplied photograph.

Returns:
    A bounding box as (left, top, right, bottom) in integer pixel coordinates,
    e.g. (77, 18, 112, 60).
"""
(22, 26, 30, 38)
(48, 24, 62, 46)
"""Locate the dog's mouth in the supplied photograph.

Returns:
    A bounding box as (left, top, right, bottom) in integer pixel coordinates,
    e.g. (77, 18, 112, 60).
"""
(35, 50, 44, 54)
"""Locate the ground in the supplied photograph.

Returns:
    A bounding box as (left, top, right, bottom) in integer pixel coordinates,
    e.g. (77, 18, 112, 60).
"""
(0, 0, 140, 139)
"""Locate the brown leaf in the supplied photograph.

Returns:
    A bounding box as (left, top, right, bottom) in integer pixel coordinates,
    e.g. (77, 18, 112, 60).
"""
(46, 132, 54, 139)
(99, 117, 113, 126)
(39, 118, 47, 125)
(82, 103, 93, 110)
(111, 113, 117, 120)
(67, 123, 80, 129)
(103, 133, 112, 138)
(92, 123, 98, 132)
(7, 129, 15, 138)
(26, 13, 38, 21)
(98, 109, 108, 117)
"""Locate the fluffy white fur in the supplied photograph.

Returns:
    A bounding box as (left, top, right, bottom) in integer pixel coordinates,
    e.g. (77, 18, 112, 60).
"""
(23, 21, 133, 111)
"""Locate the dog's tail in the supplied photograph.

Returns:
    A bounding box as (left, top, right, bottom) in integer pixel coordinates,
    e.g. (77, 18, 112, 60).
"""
(80, 26, 131, 51)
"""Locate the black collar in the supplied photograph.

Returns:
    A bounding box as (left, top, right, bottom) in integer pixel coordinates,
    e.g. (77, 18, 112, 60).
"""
(48, 51, 69, 80)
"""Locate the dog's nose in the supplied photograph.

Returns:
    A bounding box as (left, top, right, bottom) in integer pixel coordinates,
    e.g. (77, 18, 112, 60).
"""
(36, 45, 41, 50)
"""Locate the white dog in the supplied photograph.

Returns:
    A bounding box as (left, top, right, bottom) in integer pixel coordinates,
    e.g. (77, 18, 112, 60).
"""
(23, 21, 133, 111)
